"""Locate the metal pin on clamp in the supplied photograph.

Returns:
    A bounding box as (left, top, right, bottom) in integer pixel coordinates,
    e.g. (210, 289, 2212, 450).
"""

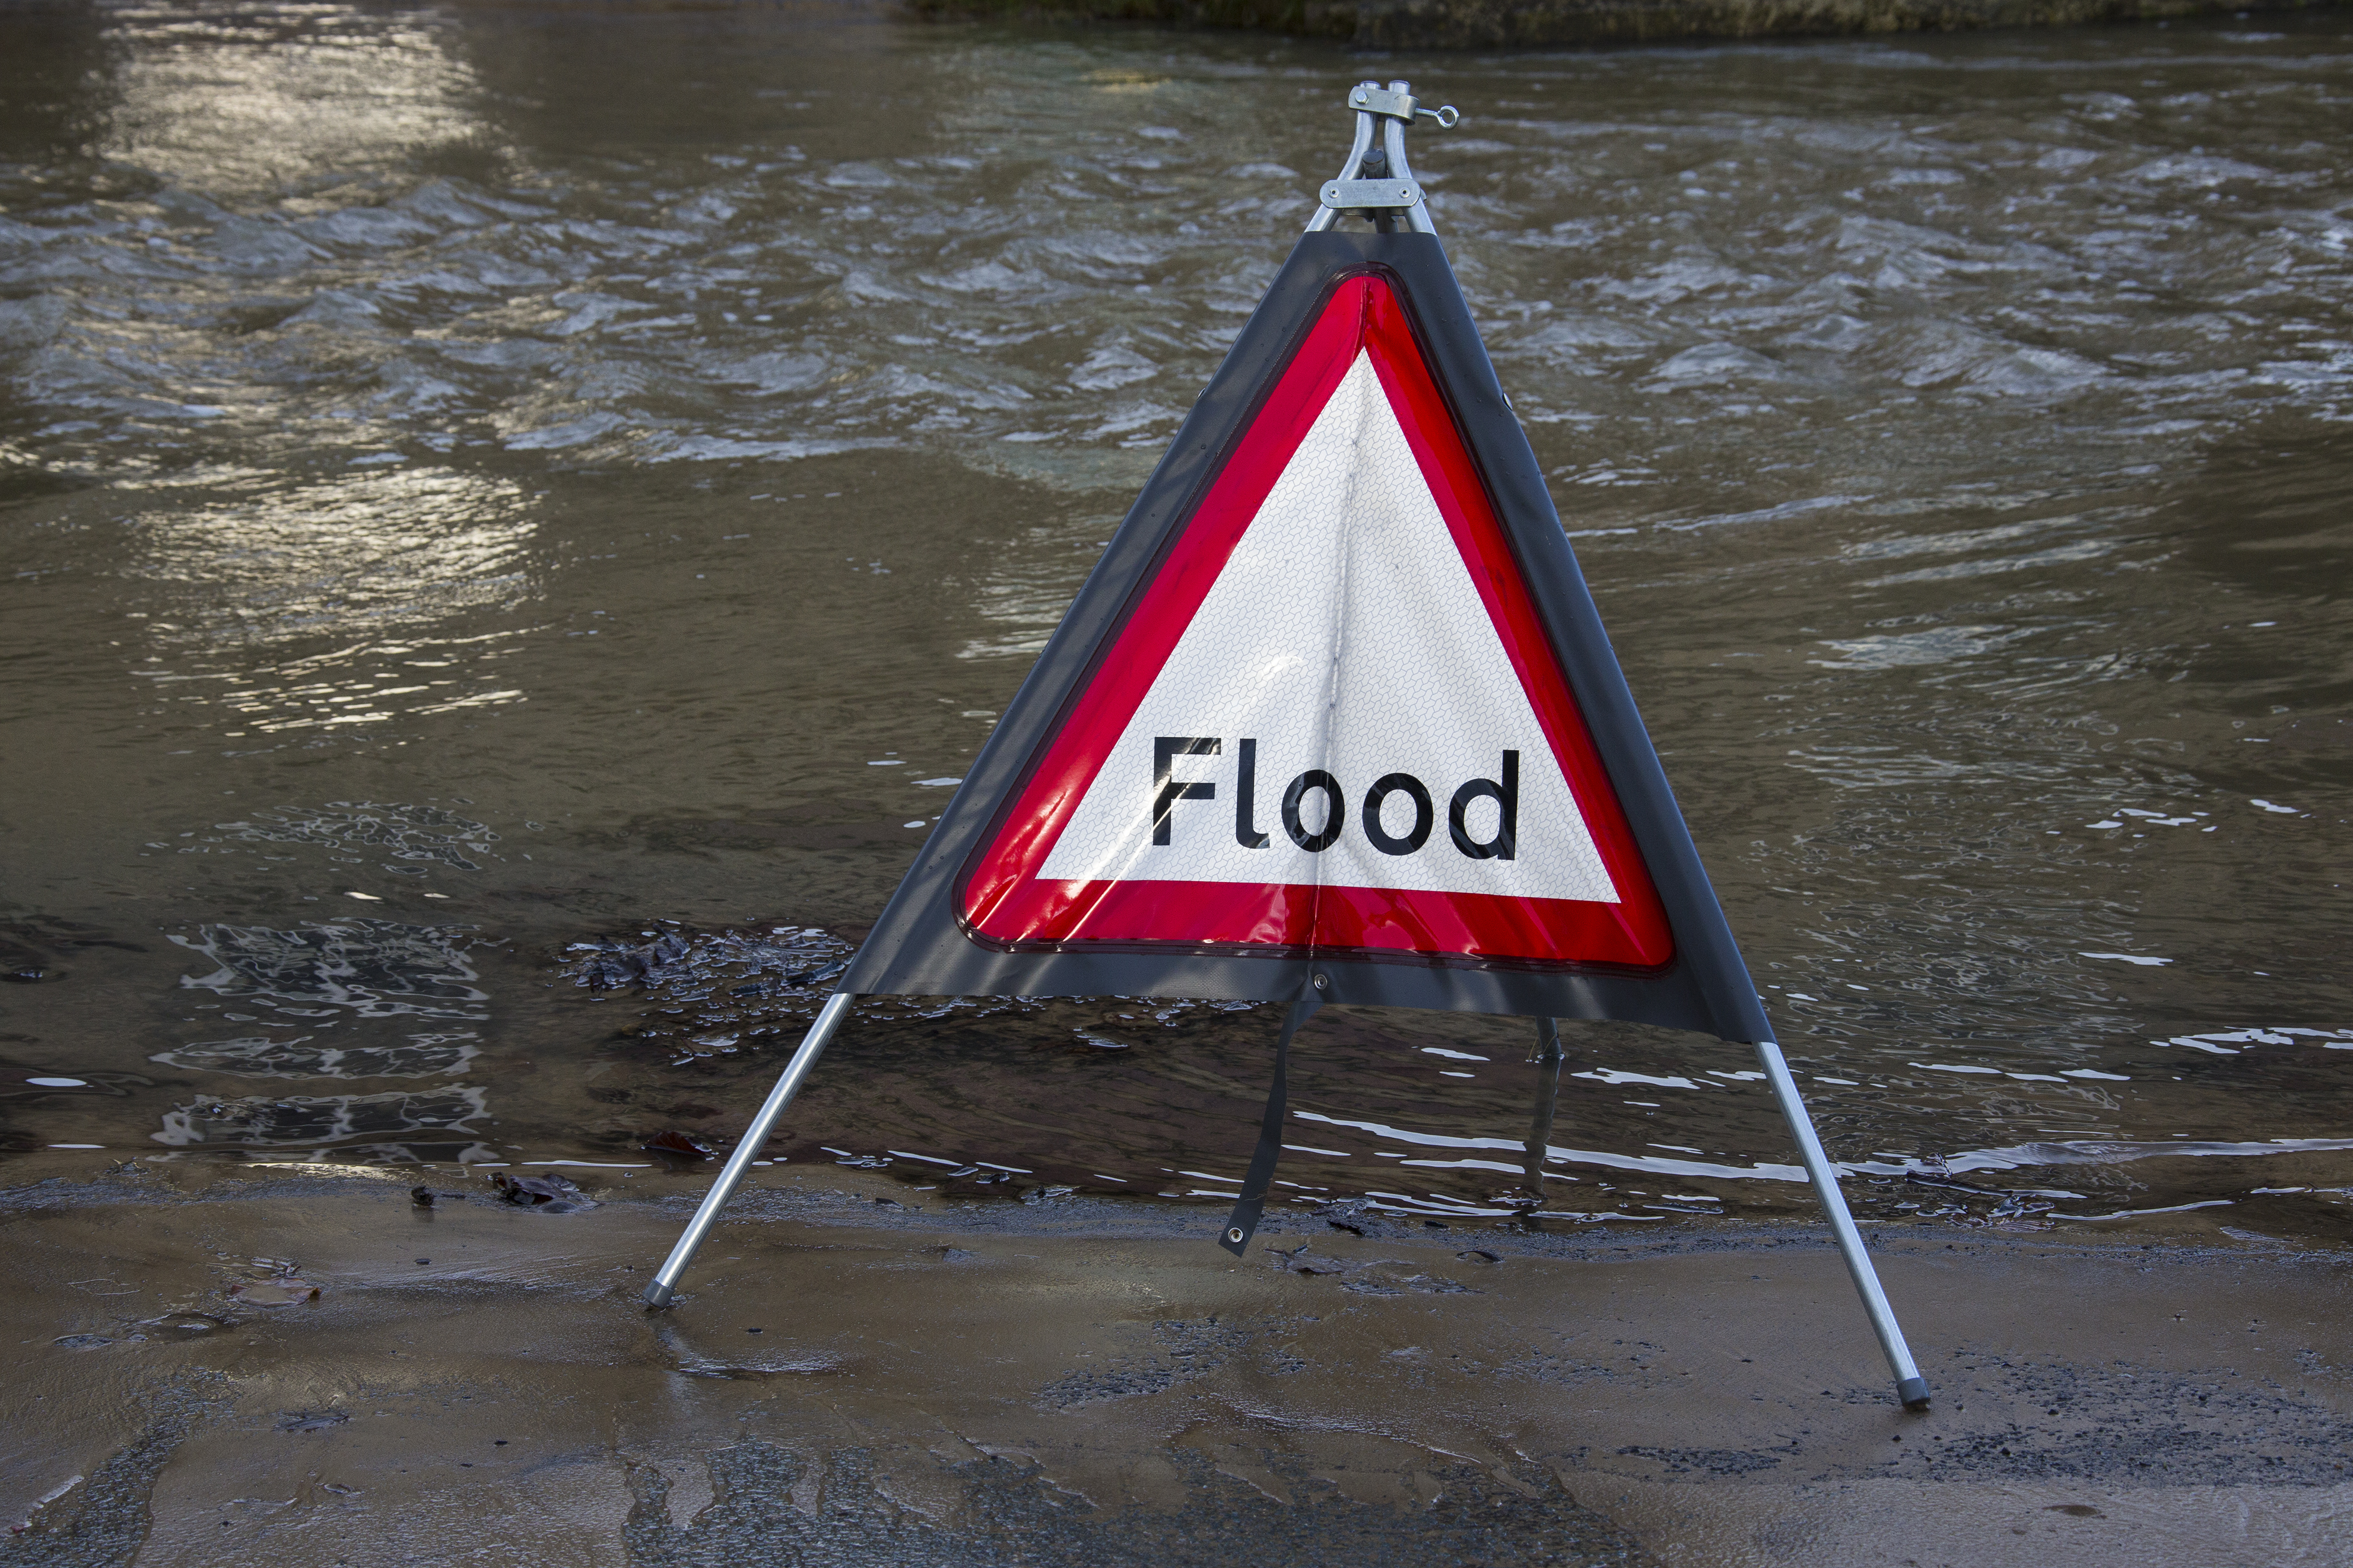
(1307, 78, 1457, 236)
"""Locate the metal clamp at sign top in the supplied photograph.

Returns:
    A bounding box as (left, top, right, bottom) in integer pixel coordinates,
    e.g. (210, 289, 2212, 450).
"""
(1308, 78, 1458, 236)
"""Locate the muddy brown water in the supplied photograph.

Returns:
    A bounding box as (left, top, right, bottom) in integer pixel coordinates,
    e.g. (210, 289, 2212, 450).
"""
(2, 4, 2350, 1245)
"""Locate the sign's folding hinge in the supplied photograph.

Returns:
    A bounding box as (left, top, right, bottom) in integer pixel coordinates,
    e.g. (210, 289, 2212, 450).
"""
(1306, 78, 1457, 235)
(1346, 83, 1459, 129)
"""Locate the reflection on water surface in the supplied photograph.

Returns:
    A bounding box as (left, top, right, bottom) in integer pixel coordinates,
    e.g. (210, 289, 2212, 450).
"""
(1, 4, 2349, 1243)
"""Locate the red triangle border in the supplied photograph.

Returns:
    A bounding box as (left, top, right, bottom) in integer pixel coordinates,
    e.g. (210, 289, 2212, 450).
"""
(958, 275, 1676, 971)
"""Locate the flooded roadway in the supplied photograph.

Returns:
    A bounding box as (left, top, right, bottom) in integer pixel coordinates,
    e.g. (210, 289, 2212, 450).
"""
(3, 2, 2351, 1242)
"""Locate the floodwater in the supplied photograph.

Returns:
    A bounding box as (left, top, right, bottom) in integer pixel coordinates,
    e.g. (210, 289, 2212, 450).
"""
(3, 2, 2349, 1241)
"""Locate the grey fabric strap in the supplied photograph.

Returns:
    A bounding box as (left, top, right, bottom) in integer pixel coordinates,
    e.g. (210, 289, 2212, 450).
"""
(1218, 995, 1322, 1256)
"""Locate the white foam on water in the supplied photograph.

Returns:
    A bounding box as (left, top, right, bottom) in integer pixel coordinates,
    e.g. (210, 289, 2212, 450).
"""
(1292, 1109, 2353, 1186)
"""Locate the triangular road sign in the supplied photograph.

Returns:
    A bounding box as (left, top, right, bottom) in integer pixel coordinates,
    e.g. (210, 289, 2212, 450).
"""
(842, 233, 1769, 1045)
(646, 101, 1930, 1411)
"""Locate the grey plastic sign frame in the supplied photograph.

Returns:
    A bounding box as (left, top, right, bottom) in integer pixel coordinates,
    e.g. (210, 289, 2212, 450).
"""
(841, 230, 1771, 1047)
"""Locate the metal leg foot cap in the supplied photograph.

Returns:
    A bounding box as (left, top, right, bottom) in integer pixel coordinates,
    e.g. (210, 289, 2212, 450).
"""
(642, 1280, 677, 1310)
(1898, 1376, 1930, 1411)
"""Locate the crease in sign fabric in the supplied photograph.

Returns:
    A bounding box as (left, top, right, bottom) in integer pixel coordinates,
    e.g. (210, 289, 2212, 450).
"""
(961, 276, 1674, 969)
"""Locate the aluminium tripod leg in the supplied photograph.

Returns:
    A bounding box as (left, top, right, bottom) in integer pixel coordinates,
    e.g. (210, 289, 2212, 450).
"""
(642, 991, 856, 1308)
(1523, 1017, 1564, 1201)
(1754, 1038, 1930, 1410)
